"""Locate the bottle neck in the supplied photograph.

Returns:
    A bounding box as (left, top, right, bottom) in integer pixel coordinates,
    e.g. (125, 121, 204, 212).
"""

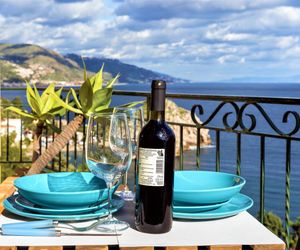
(150, 80, 166, 121)
(150, 110, 165, 121)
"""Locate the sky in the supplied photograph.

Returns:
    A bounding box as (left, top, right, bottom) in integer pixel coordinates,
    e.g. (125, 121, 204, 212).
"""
(1, 0, 300, 82)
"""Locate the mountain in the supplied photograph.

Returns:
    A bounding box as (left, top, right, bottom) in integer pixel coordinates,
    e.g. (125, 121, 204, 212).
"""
(221, 75, 300, 83)
(65, 54, 189, 84)
(0, 43, 189, 85)
(0, 43, 87, 84)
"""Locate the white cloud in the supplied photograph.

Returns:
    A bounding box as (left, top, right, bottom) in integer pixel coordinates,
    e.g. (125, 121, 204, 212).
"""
(1, 0, 300, 81)
(204, 25, 254, 41)
(282, 45, 300, 58)
(217, 54, 245, 64)
(0, 0, 109, 25)
(276, 36, 299, 49)
(115, 0, 289, 21)
(47, 0, 108, 23)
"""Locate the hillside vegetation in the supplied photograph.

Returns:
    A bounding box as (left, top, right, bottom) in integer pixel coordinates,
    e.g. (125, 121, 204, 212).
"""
(0, 44, 87, 84)
(0, 43, 188, 85)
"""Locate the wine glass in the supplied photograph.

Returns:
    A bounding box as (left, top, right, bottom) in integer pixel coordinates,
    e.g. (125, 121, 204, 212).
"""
(85, 112, 132, 231)
(113, 106, 144, 200)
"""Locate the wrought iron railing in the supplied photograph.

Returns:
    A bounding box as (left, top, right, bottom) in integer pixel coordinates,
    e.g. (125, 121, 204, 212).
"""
(188, 95, 300, 249)
(1, 88, 300, 248)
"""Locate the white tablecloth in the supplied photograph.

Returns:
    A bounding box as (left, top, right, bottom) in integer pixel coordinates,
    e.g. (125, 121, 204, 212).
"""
(0, 201, 285, 247)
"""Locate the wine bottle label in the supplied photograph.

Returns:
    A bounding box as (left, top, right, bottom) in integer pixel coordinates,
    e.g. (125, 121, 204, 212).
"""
(138, 148, 165, 186)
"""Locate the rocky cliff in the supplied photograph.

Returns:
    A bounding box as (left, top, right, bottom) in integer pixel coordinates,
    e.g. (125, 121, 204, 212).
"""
(145, 99, 211, 155)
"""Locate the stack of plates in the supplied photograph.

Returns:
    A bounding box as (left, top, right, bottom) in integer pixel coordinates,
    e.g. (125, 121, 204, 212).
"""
(3, 172, 124, 221)
(173, 171, 253, 220)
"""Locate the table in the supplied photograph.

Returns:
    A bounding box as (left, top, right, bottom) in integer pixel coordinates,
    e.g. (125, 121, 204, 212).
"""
(0, 177, 285, 250)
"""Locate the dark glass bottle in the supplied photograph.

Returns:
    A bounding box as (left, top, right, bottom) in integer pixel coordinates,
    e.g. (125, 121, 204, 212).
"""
(135, 80, 175, 234)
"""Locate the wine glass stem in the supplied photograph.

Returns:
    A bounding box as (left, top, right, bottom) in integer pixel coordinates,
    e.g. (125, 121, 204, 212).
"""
(107, 182, 113, 220)
(134, 157, 138, 188)
(123, 172, 128, 187)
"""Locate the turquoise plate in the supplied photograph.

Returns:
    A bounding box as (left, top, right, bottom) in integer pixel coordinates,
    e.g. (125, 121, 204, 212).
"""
(174, 171, 246, 205)
(14, 172, 118, 208)
(173, 193, 253, 220)
(173, 199, 230, 213)
(14, 195, 108, 215)
(3, 195, 124, 221)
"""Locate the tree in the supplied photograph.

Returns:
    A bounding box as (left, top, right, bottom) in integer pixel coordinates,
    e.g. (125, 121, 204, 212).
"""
(262, 211, 300, 249)
(262, 211, 285, 238)
(6, 83, 66, 164)
(0, 132, 31, 181)
(11, 96, 23, 108)
(27, 65, 119, 175)
(291, 217, 300, 249)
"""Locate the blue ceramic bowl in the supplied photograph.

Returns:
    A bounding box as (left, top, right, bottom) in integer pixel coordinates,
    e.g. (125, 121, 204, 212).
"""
(173, 171, 246, 205)
(14, 172, 116, 208)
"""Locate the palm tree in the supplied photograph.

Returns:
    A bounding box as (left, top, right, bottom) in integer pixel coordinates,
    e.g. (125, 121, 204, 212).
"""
(6, 83, 66, 164)
(26, 65, 120, 175)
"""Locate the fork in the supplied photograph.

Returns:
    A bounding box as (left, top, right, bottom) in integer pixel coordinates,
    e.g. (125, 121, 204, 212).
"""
(55, 220, 114, 232)
(2, 219, 115, 233)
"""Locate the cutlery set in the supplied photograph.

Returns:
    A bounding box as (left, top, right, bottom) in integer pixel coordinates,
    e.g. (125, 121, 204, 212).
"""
(0, 219, 120, 236)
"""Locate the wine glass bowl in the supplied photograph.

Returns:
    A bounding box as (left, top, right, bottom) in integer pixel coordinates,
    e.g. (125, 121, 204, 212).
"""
(114, 106, 144, 157)
(86, 112, 132, 231)
(113, 106, 144, 200)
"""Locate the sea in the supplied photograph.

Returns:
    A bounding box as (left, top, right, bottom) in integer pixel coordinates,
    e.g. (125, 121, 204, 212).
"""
(2, 82, 300, 222)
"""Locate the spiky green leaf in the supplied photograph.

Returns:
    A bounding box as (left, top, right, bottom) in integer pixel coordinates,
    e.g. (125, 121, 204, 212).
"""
(47, 106, 64, 115)
(41, 83, 55, 103)
(94, 107, 114, 114)
(26, 82, 40, 115)
(106, 74, 120, 88)
(90, 64, 104, 92)
(81, 56, 87, 81)
(52, 87, 65, 110)
(25, 81, 35, 98)
(28, 93, 41, 116)
(33, 84, 42, 108)
(118, 100, 145, 108)
(89, 88, 113, 114)
(55, 87, 63, 96)
(41, 94, 55, 114)
(70, 88, 82, 109)
(65, 90, 71, 105)
(5, 107, 35, 119)
(50, 93, 83, 114)
(79, 79, 93, 113)
(94, 100, 144, 117)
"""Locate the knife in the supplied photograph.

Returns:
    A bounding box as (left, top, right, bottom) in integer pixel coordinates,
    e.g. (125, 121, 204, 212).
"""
(0, 228, 121, 237)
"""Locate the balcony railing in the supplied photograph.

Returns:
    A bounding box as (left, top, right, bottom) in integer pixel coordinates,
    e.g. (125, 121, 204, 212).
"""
(1, 88, 300, 248)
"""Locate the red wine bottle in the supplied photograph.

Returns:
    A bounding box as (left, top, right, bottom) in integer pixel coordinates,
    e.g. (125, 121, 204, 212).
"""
(135, 80, 175, 233)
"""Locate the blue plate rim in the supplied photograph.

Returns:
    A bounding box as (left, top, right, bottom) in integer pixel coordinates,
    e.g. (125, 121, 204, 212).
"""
(3, 195, 124, 221)
(173, 193, 253, 220)
(14, 194, 108, 214)
(14, 172, 113, 195)
(173, 170, 246, 193)
(173, 198, 231, 212)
